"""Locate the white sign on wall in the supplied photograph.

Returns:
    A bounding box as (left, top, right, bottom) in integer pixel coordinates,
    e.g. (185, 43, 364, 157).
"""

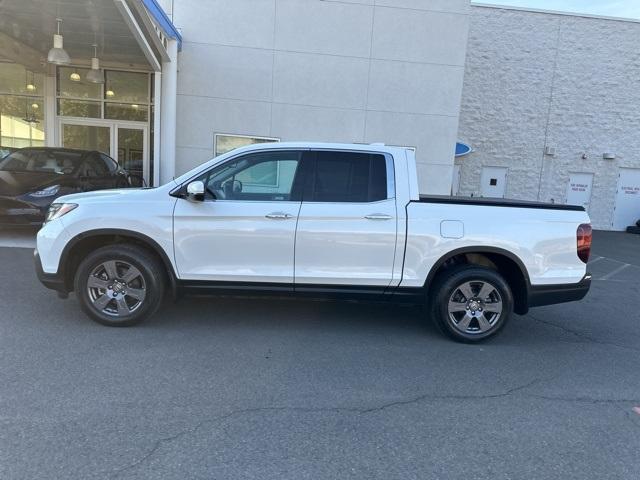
(566, 172, 594, 211)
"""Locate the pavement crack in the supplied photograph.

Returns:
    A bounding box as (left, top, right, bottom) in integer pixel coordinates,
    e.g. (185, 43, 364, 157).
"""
(527, 313, 640, 353)
(359, 377, 544, 413)
(525, 394, 640, 405)
(109, 420, 208, 478)
(108, 378, 545, 476)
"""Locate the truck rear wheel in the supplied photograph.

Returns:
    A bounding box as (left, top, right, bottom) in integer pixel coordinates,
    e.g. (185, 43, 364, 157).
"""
(74, 244, 165, 327)
(429, 266, 513, 343)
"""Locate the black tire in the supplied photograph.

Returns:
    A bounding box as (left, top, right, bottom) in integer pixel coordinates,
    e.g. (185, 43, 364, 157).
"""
(74, 244, 165, 327)
(429, 265, 513, 343)
(627, 226, 640, 235)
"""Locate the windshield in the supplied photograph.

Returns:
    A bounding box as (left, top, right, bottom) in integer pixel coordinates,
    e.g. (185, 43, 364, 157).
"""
(0, 149, 84, 175)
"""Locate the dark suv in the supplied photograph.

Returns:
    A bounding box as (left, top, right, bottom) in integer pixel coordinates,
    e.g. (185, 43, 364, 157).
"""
(0, 147, 134, 226)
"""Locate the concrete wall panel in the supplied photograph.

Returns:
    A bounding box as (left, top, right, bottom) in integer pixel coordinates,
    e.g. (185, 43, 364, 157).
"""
(274, 0, 373, 58)
(368, 60, 465, 116)
(273, 51, 369, 109)
(271, 104, 366, 143)
(176, 95, 272, 150)
(372, 7, 469, 66)
(173, 0, 275, 49)
(177, 43, 273, 102)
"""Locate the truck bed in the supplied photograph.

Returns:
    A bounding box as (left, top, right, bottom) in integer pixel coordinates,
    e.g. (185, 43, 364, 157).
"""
(417, 195, 585, 212)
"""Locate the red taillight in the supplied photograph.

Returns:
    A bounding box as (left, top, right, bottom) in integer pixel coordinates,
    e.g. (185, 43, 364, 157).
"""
(577, 223, 592, 264)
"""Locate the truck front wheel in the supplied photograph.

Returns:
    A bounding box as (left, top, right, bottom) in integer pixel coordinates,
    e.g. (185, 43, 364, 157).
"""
(74, 244, 165, 327)
(430, 266, 513, 343)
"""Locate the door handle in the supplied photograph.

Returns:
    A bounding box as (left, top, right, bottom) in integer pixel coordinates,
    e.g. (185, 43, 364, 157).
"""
(365, 213, 393, 220)
(266, 212, 294, 220)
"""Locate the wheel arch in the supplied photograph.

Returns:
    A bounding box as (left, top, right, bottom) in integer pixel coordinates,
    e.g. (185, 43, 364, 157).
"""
(59, 228, 177, 297)
(424, 246, 531, 315)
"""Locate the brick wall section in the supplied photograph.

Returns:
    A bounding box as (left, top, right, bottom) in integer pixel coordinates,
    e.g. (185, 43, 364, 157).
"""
(458, 5, 640, 229)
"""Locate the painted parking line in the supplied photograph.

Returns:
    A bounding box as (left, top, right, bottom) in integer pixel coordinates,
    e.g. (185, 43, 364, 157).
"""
(599, 263, 631, 281)
(588, 252, 640, 281)
(591, 255, 632, 265)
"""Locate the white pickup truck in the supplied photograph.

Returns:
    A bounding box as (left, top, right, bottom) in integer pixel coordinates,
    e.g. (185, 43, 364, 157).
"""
(35, 143, 592, 342)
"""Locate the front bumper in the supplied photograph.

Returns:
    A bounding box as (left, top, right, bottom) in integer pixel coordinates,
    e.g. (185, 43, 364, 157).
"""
(34, 249, 68, 294)
(528, 273, 592, 308)
(0, 197, 47, 226)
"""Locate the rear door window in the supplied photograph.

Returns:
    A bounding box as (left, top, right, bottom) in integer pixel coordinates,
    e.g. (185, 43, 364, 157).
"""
(306, 151, 388, 203)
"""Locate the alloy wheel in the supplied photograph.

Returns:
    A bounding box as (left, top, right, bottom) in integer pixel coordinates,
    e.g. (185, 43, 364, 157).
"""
(87, 260, 146, 317)
(447, 280, 503, 335)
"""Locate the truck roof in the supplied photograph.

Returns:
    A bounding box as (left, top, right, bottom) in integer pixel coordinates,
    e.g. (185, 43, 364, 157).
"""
(172, 141, 416, 187)
(232, 141, 412, 155)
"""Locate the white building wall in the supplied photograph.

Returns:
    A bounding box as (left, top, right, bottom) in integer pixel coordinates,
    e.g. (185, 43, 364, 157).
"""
(459, 5, 640, 229)
(171, 0, 471, 194)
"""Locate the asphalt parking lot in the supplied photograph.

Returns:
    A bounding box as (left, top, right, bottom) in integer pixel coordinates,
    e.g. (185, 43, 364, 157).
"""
(1, 230, 639, 479)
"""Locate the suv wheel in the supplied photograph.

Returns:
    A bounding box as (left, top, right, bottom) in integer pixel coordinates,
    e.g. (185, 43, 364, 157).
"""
(74, 244, 165, 327)
(430, 266, 513, 343)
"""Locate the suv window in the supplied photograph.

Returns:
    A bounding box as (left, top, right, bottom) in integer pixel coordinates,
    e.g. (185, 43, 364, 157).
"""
(0, 149, 83, 174)
(79, 153, 111, 177)
(199, 151, 302, 201)
(307, 151, 387, 203)
(100, 153, 118, 173)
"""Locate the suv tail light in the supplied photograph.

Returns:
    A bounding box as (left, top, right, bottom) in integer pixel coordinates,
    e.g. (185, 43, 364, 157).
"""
(577, 223, 592, 264)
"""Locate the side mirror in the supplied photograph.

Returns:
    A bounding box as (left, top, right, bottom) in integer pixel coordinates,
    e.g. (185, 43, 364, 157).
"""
(186, 180, 205, 202)
(126, 174, 145, 187)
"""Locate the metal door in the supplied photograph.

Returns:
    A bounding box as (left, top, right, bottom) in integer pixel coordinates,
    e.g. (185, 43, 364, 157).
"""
(480, 166, 507, 198)
(566, 172, 594, 211)
(613, 168, 640, 230)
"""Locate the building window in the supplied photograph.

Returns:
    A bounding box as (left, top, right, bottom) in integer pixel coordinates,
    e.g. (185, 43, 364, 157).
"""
(0, 63, 45, 156)
(104, 70, 150, 121)
(214, 133, 279, 157)
(56, 67, 151, 122)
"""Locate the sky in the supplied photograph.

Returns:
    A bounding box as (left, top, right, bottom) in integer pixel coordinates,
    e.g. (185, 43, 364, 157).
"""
(473, 0, 640, 19)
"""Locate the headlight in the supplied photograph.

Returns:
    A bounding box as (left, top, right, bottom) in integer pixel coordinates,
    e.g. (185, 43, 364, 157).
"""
(30, 185, 60, 198)
(45, 203, 78, 223)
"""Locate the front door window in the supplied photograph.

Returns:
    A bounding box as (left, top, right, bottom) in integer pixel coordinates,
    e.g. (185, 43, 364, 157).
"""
(200, 151, 302, 202)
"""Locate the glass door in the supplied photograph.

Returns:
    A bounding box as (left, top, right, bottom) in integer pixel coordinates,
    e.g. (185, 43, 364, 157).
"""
(117, 127, 146, 186)
(59, 120, 149, 186)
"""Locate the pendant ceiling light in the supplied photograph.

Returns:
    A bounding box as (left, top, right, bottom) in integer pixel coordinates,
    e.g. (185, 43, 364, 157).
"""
(47, 18, 71, 65)
(70, 69, 81, 82)
(23, 100, 39, 124)
(85, 44, 104, 84)
(25, 71, 36, 91)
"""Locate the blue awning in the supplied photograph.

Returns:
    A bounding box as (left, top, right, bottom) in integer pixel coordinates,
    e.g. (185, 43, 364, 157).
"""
(141, 0, 182, 49)
(455, 142, 472, 157)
